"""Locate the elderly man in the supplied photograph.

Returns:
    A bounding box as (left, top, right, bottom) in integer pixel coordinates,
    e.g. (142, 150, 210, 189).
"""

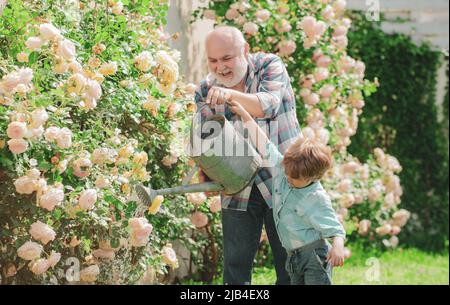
(195, 26, 300, 285)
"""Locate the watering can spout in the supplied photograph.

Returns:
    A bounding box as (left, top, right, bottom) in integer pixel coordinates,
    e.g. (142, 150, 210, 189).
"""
(135, 182, 223, 207)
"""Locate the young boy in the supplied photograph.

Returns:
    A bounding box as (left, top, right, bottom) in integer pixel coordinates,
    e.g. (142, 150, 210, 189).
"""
(228, 100, 346, 285)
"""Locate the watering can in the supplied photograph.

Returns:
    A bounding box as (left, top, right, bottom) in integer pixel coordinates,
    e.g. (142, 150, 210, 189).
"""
(134, 111, 262, 209)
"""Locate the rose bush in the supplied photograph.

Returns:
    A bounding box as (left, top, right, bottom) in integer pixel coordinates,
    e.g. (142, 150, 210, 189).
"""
(0, 0, 203, 284)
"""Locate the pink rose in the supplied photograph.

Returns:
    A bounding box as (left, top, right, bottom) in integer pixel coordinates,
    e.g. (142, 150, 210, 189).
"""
(209, 196, 221, 213)
(225, 8, 239, 20)
(316, 128, 330, 145)
(56, 127, 72, 149)
(47, 251, 61, 268)
(337, 179, 352, 193)
(78, 189, 97, 210)
(300, 74, 315, 89)
(14, 176, 37, 194)
(304, 93, 320, 106)
(341, 161, 359, 174)
(44, 126, 61, 142)
(278, 40, 297, 57)
(392, 209, 410, 227)
(300, 16, 317, 37)
(161, 244, 179, 268)
(29, 221, 56, 245)
(39, 23, 62, 41)
(80, 265, 100, 282)
(39, 186, 64, 211)
(358, 219, 371, 236)
(57, 39, 76, 61)
(17, 241, 43, 260)
(29, 258, 50, 275)
(203, 9, 216, 20)
(314, 68, 329, 82)
(333, 0, 347, 12)
(333, 25, 348, 38)
(255, 9, 270, 22)
(7, 121, 27, 139)
(319, 84, 335, 98)
(243, 22, 259, 36)
(187, 192, 207, 206)
(191, 211, 208, 228)
(93, 248, 115, 260)
(129, 217, 153, 247)
(25, 36, 44, 51)
(301, 127, 315, 140)
(275, 19, 292, 33)
(300, 88, 311, 98)
(314, 21, 327, 37)
(316, 55, 332, 68)
(322, 5, 335, 20)
(376, 224, 392, 236)
(7, 138, 28, 154)
(30, 108, 49, 128)
(312, 49, 324, 61)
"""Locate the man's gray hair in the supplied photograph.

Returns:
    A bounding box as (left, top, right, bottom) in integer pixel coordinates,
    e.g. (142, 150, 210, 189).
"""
(205, 26, 247, 53)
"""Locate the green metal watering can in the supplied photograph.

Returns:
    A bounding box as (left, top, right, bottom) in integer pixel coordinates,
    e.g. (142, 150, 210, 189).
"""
(134, 113, 262, 209)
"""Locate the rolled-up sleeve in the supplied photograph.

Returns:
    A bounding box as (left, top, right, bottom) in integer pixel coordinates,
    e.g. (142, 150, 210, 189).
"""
(255, 56, 287, 119)
(308, 193, 346, 239)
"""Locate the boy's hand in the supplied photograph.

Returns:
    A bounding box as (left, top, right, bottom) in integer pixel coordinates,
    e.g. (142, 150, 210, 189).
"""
(227, 100, 251, 121)
(327, 237, 345, 267)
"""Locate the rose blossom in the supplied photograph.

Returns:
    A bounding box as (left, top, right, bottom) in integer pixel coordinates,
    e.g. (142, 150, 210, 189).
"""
(78, 189, 97, 210)
(80, 265, 100, 282)
(191, 211, 208, 228)
(7, 138, 28, 154)
(25, 36, 44, 51)
(56, 127, 72, 149)
(7, 121, 27, 139)
(278, 40, 297, 57)
(29, 258, 50, 275)
(29, 221, 56, 245)
(255, 9, 270, 22)
(186, 193, 207, 206)
(209, 196, 221, 213)
(57, 39, 76, 61)
(38, 186, 64, 211)
(39, 23, 62, 41)
(17, 241, 43, 260)
(161, 244, 179, 268)
(243, 22, 258, 36)
(225, 8, 239, 20)
(129, 217, 153, 247)
(30, 108, 49, 128)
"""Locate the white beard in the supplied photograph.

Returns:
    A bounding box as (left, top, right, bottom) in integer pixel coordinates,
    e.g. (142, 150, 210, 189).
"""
(211, 55, 249, 88)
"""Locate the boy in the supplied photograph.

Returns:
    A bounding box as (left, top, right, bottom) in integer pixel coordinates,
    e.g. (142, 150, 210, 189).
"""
(228, 100, 346, 285)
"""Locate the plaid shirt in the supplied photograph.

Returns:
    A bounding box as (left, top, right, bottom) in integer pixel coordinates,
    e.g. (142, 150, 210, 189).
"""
(194, 52, 301, 211)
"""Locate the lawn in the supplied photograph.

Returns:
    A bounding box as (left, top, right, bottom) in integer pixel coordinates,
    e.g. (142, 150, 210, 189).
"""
(182, 246, 449, 285)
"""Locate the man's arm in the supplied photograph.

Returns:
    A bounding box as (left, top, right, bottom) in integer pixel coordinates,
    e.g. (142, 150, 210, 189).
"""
(207, 88, 265, 118)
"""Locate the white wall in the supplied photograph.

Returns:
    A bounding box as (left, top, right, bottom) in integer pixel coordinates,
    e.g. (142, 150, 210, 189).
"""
(347, 0, 449, 50)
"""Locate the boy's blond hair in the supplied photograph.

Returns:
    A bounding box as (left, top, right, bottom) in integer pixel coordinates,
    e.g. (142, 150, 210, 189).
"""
(281, 136, 333, 181)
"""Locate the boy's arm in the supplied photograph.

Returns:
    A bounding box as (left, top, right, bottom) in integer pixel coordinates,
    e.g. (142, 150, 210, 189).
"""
(227, 100, 270, 156)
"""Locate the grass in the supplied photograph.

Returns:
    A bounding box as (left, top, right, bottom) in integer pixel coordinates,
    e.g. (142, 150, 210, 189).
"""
(181, 246, 449, 285)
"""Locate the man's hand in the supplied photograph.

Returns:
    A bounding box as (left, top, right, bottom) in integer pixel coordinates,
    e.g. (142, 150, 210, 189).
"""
(228, 100, 252, 122)
(206, 86, 233, 107)
(326, 236, 345, 267)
